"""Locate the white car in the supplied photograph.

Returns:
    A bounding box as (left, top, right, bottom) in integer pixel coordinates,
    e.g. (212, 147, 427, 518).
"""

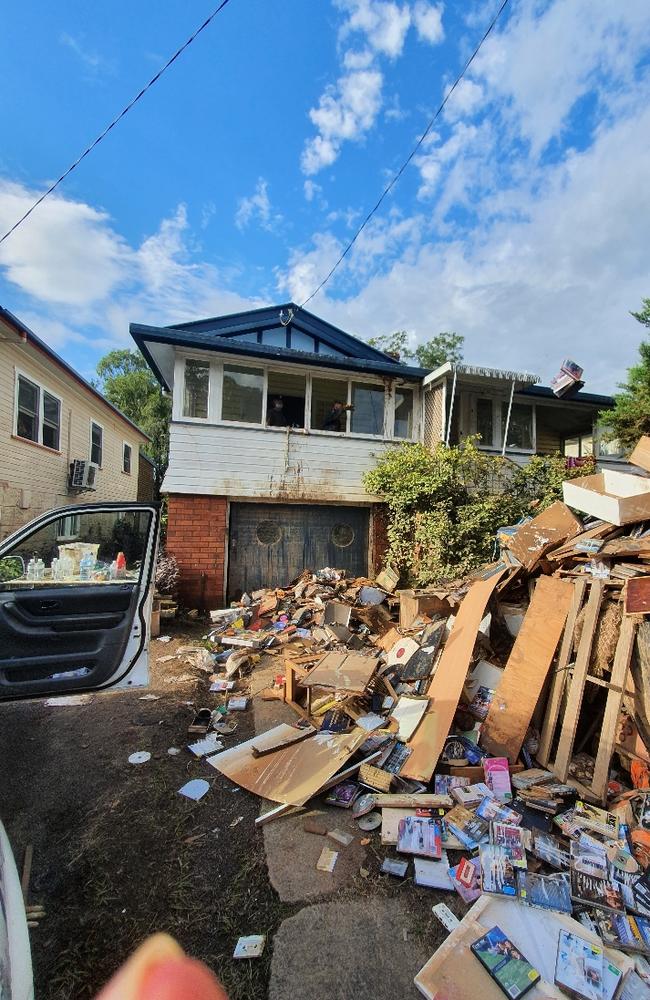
(0, 502, 160, 999)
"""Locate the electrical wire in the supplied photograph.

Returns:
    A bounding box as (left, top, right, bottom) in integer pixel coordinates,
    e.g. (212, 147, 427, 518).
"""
(0, 0, 234, 247)
(297, 0, 511, 312)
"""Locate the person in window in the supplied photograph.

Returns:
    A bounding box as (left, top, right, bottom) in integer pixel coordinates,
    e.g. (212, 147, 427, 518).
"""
(321, 400, 354, 432)
(267, 396, 288, 427)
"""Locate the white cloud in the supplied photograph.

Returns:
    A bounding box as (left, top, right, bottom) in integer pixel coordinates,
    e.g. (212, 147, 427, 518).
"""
(234, 178, 282, 232)
(339, 1, 412, 59)
(301, 69, 383, 174)
(412, 1, 444, 45)
(59, 32, 115, 75)
(444, 77, 483, 120)
(303, 180, 322, 203)
(342, 49, 375, 70)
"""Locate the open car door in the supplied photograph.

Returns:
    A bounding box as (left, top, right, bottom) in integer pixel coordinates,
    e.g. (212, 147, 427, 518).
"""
(0, 502, 160, 700)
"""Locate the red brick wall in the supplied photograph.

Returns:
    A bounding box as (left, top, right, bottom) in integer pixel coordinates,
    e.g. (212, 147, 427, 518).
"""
(166, 494, 227, 609)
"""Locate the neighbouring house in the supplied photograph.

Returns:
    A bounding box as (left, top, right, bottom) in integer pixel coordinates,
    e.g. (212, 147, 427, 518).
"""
(131, 303, 622, 607)
(0, 307, 152, 540)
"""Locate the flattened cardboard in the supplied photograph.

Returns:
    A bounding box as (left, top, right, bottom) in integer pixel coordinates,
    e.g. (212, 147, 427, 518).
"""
(481, 576, 574, 763)
(508, 501, 581, 569)
(630, 435, 650, 473)
(303, 652, 378, 692)
(400, 568, 507, 782)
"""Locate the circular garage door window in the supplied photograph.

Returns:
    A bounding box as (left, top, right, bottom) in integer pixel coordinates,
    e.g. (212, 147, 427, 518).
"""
(256, 520, 282, 545)
(331, 523, 355, 548)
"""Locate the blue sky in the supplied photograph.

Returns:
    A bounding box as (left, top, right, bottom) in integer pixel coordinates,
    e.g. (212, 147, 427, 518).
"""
(1, 0, 649, 390)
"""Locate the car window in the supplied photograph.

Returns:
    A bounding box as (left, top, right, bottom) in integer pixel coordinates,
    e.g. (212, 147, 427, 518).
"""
(0, 509, 152, 591)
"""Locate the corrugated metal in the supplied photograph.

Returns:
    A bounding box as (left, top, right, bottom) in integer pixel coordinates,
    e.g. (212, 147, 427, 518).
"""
(228, 502, 369, 597)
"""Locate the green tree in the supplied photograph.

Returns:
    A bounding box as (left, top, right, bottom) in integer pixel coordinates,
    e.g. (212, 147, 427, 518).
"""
(368, 330, 464, 368)
(599, 298, 650, 450)
(95, 349, 171, 493)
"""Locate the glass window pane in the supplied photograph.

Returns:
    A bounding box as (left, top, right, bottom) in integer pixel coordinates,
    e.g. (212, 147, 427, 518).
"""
(351, 383, 385, 436)
(17, 376, 39, 442)
(261, 327, 287, 348)
(228, 332, 259, 343)
(394, 387, 414, 439)
(0, 508, 152, 591)
(317, 342, 345, 357)
(564, 436, 580, 458)
(311, 378, 349, 432)
(267, 371, 306, 428)
(289, 331, 315, 353)
(183, 359, 210, 419)
(42, 392, 60, 450)
(477, 398, 494, 447)
(501, 402, 533, 450)
(581, 434, 594, 456)
(123, 443, 132, 473)
(222, 365, 263, 423)
(91, 422, 103, 465)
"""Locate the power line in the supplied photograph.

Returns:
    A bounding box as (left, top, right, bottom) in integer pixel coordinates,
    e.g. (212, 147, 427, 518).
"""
(0, 0, 234, 247)
(297, 0, 511, 312)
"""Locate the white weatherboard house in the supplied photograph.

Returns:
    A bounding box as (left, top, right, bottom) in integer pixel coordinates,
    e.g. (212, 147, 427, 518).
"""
(131, 304, 621, 606)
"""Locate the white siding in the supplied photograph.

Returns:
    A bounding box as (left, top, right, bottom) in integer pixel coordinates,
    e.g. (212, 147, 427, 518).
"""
(163, 422, 393, 501)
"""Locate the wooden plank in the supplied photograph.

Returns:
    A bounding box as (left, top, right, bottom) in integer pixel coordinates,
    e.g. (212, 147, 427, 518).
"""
(507, 501, 582, 569)
(399, 568, 507, 782)
(591, 617, 637, 801)
(21, 844, 33, 903)
(630, 434, 650, 473)
(537, 578, 588, 767)
(553, 581, 605, 780)
(481, 576, 574, 763)
(630, 620, 650, 754)
(254, 803, 303, 827)
(373, 793, 453, 809)
(302, 651, 378, 692)
(625, 576, 650, 615)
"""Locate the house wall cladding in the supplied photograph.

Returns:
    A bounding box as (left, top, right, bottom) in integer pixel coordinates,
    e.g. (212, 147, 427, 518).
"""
(165, 494, 227, 608)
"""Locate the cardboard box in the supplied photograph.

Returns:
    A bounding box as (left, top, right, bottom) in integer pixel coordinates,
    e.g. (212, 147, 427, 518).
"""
(562, 470, 650, 526)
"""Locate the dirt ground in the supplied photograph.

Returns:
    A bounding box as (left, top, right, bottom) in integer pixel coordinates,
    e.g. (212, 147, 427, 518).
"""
(0, 621, 460, 999)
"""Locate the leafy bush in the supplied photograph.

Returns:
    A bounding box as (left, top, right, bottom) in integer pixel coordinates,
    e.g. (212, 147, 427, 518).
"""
(155, 550, 179, 595)
(364, 440, 595, 586)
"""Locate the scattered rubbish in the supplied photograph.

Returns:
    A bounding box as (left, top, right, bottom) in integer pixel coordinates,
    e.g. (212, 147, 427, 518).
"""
(210, 678, 236, 692)
(138, 694, 161, 701)
(357, 811, 382, 831)
(229, 816, 244, 828)
(303, 818, 328, 835)
(45, 694, 92, 706)
(128, 751, 151, 765)
(177, 779, 210, 802)
(227, 696, 249, 711)
(167, 747, 181, 756)
(316, 847, 339, 872)
(188, 708, 212, 735)
(431, 902, 460, 931)
(233, 935, 266, 959)
(382, 857, 408, 877)
(327, 828, 354, 847)
(154, 635, 172, 643)
(187, 735, 225, 758)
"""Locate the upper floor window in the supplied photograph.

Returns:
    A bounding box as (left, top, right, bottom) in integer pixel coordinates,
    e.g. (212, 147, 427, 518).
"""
(222, 364, 264, 423)
(183, 359, 209, 418)
(15, 373, 61, 451)
(472, 395, 535, 452)
(501, 402, 533, 451)
(394, 387, 414, 439)
(123, 442, 132, 474)
(351, 382, 384, 436)
(90, 421, 103, 466)
(266, 371, 306, 428)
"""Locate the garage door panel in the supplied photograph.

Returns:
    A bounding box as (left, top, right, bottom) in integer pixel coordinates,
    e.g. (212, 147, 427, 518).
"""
(228, 504, 369, 598)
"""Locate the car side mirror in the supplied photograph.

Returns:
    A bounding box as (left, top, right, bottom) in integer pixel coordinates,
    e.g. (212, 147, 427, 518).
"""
(0, 556, 25, 582)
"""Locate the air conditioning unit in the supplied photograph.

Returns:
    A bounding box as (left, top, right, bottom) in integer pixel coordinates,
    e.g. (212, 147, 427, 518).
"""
(69, 460, 98, 491)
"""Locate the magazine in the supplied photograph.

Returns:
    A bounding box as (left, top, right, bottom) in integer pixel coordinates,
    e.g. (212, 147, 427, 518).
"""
(396, 816, 442, 859)
(574, 800, 619, 839)
(570, 869, 624, 913)
(490, 823, 528, 868)
(517, 870, 572, 914)
(471, 925, 540, 999)
(476, 796, 523, 826)
(480, 844, 518, 897)
(445, 805, 489, 849)
(484, 757, 513, 802)
(532, 832, 570, 870)
(449, 856, 481, 904)
(554, 929, 604, 1000)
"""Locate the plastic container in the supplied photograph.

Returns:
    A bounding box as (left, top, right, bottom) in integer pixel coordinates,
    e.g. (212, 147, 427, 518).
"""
(58, 543, 99, 576)
(79, 552, 94, 581)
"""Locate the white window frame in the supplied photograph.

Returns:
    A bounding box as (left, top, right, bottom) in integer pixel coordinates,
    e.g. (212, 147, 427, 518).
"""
(469, 393, 536, 454)
(13, 368, 62, 452)
(172, 349, 421, 442)
(90, 420, 104, 467)
(56, 513, 81, 540)
(122, 441, 133, 475)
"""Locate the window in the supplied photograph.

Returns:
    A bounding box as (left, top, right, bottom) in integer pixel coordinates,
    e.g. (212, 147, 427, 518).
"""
(501, 402, 533, 451)
(183, 359, 210, 418)
(56, 514, 81, 540)
(394, 387, 414, 439)
(289, 331, 315, 353)
(317, 342, 345, 357)
(266, 371, 306, 428)
(90, 421, 103, 466)
(15, 374, 61, 450)
(564, 433, 594, 458)
(311, 377, 349, 432)
(476, 398, 494, 447)
(351, 382, 384, 435)
(123, 442, 132, 474)
(261, 328, 287, 348)
(221, 364, 264, 423)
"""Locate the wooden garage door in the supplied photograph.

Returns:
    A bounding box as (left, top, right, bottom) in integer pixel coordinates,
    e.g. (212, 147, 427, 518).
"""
(228, 503, 370, 598)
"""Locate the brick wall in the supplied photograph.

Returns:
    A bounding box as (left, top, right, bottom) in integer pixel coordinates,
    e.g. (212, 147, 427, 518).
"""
(166, 494, 227, 609)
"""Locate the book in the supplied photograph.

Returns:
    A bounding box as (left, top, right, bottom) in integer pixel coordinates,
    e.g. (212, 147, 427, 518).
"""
(570, 869, 624, 913)
(484, 757, 513, 802)
(471, 925, 540, 998)
(480, 844, 518, 897)
(414, 854, 454, 889)
(490, 823, 528, 868)
(397, 816, 442, 859)
(574, 800, 619, 839)
(532, 832, 570, 870)
(511, 768, 555, 790)
(517, 870, 572, 914)
(570, 836, 608, 878)
(449, 855, 481, 903)
(555, 930, 604, 1000)
(476, 796, 523, 826)
(451, 782, 493, 807)
(445, 805, 489, 849)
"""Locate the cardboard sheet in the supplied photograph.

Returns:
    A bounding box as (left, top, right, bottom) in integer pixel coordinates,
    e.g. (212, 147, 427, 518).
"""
(630, 434, 650, 473)
(508, 501, 581, 569)
(206, 724, 368, 806)
(480, 576, 574, 762)
(391, 696, 429, 741)
(400, 567, 508, 782)
(303, 651, 378, 692)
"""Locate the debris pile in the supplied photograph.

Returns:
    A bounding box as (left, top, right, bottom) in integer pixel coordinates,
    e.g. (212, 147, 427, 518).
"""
(178, 437, 650, 993)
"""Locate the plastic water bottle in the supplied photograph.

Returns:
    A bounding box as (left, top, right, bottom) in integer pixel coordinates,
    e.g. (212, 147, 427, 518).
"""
(79, 552, 94, 581)
(35, 558, 45, 581)
(27, 557, 36, 581)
